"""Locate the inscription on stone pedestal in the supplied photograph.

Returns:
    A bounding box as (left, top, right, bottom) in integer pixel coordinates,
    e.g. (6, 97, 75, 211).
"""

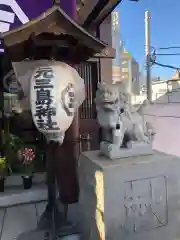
(123, 176, 168, 233)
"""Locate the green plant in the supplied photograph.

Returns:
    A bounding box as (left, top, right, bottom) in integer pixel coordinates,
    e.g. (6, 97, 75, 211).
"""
(1, 130, 24, 173)
(6, 132, 24, 152)
(0, 156, 10, 178)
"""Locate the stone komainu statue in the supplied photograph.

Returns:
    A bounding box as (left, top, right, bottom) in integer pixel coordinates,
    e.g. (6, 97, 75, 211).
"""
(95, 82, 155, 158)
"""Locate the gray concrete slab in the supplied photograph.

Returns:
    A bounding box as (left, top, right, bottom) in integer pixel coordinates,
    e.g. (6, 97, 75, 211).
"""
(5, 174, 46, 187)
(79, 150, 180, 240)
(0, 185, 47, 208)
(17, 230, 80, 240)
(0, 209, 5, 239)
(1, 204, 37, 240)
(35, 202, 81, 225)
(35, 201, 47, 221)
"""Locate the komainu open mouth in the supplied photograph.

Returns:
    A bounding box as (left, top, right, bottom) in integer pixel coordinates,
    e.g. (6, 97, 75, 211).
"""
(103, 98, 118, 105)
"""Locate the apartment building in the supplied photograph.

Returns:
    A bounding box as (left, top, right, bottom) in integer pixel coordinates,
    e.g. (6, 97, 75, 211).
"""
(111, 10, 122, 84)
(110, 10, 140, 93)
(119, 49, 140, 94)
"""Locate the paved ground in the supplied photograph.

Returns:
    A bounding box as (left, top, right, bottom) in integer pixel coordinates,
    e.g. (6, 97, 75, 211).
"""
(0, 201, 47, 240)
(0, 201, 81, 240)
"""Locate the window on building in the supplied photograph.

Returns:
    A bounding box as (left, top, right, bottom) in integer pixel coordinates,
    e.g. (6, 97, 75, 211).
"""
(121, 60, 128, 66)
(122, 68, 128, 73)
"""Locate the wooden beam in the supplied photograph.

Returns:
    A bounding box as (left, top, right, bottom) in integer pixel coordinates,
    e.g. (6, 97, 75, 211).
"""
(93, 46, 116, 58)
(77, 0, 121, 29)
(88, 0, 122, 29)
(77, 0, 100, 25)
(2, 6, 111, 63)
(33, 39, 115, 59)
(82, 0, 109, 29)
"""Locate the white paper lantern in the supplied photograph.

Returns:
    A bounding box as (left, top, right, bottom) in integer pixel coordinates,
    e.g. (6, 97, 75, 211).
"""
(12, 61, 85, 143)
(12, 61, 85, 111)
(29, 63, 82, 142)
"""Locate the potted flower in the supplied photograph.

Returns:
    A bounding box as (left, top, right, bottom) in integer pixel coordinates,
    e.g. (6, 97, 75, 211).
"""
(0, 156, 8, 192)
(18, 148, 36, 190)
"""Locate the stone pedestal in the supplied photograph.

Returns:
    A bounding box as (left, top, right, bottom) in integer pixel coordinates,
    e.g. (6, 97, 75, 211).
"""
(100, 141, 154, 159)
(79, 150, 180, 240)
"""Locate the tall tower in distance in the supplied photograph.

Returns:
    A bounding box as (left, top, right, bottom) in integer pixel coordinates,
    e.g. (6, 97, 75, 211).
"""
(111, 10, 121, 67)
(111, 10, 122, 83)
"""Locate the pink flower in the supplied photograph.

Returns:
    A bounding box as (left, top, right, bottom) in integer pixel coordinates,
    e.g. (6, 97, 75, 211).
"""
(19, 148, 36, 165)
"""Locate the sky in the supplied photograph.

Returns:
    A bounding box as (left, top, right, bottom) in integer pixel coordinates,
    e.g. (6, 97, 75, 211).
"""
(116, 0, 180, 80)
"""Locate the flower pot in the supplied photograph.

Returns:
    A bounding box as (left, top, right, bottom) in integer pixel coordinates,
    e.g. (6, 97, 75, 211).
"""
(22, 176, 33, 190)
(0, 178, 5, 192)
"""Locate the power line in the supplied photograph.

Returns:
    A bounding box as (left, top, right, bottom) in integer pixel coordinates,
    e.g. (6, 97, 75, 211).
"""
(152, 61, 180, 70)
(156, 53, 180, 56)
(158, 46, 180, 50)
(150, 46, 180, 70)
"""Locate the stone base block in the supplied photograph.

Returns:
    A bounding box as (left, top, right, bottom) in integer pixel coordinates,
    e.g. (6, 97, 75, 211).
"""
(100, 141, 154, 159)
(79, 150, 180, 240)
(17, 230, 80, 240)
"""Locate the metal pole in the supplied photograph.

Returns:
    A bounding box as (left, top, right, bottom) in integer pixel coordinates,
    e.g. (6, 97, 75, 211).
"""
(145, 11, 152, 102)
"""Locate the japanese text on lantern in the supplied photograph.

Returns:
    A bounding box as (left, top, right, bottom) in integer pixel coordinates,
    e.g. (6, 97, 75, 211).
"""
(61, 83, 75, 117)
(34, 67, 60, 131)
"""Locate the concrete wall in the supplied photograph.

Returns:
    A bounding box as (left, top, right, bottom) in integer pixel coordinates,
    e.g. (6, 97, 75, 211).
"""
(143, 102, 180, 157)
(132, 82, 180, 157)
(132, 80, 180, 104)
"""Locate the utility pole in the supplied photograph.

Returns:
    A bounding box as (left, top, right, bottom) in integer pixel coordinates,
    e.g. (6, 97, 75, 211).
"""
(145, 11, 152, 102)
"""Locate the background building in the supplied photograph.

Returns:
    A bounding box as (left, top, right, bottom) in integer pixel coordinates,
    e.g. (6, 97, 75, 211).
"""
(111, 10, 140, 94)
(111, 10, 121, 83)
(120, 48, 140, 94)
(111, 11, 121, 67)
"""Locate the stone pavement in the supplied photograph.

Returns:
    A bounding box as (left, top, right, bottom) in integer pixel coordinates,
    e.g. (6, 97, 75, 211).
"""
(0, 201, 81, 240)
(0, 201, 47, 240)
(0, 174, 82, 240)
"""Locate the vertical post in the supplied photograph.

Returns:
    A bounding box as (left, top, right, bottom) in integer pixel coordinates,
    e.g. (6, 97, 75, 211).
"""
(38, 0, 80, 232)
(145, 11, 152, 102)
(0, 56, 4, 155)
(59, 0, 80, 203)
(62, 0, 80, 161)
